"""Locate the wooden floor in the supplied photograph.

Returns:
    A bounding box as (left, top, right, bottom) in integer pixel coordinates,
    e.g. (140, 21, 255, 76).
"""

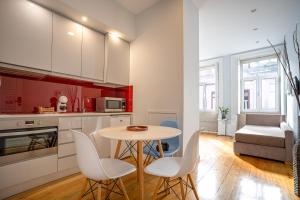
(7, 133, 299, 200)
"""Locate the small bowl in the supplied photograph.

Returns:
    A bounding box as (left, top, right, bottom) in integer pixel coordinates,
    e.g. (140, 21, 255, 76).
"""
(126, 126, 148, 132)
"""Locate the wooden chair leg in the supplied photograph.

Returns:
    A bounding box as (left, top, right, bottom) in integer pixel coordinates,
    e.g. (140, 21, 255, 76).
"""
(97, 182, 102, 200)
(179, 178, 185, 200)
(153, 177, 164, 200)
(78, 178, 88, 200)
(114, 140, 122, 159)
(118, 178, 129, 200)
(187, 174, 199, 200)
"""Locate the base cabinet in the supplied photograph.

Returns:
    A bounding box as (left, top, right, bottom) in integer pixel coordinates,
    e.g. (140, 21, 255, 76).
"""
(0, 155, 57, 190)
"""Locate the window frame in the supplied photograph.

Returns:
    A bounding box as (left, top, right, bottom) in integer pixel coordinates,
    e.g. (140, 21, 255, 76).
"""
(240, 55, 280, 113)
(199, 64, 218, 112)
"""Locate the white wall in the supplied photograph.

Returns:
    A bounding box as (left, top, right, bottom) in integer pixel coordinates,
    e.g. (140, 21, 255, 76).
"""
(182, 0, 199, 151)
(285, 24, 300, 139)
(130, 0, 200, 153)
(130, 0, 184, 129)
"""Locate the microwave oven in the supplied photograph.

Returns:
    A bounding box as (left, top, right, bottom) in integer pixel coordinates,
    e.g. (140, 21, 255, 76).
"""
(96, 97, 126, 112)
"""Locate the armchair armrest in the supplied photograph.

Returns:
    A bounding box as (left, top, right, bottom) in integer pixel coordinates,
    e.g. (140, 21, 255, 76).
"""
(281, 122, 294, 163)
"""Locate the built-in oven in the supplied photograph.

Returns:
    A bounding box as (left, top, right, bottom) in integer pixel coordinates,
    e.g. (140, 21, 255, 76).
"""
(0, 118, 58, 166)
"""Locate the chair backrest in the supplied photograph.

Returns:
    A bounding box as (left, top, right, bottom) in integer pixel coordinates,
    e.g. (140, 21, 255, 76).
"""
(71, 130, 110, 181)
(160, 120, 179, 145)
(176, 131, 200, 177)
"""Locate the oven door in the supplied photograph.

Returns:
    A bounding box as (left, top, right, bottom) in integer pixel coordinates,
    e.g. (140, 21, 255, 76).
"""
(0, 127, 58, 166)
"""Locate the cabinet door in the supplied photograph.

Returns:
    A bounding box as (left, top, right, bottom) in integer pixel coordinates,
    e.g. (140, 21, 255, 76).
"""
(82, 27, 105, 81)
(82, 116, 111, 158)
(0, 0, 52, 70)
(105, 36, 130, 85)
(52, 14, 82, 76)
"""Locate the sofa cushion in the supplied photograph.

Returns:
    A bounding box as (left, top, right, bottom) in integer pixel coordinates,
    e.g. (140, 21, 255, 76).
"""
(235, 125, 285, 148)
(245, 114, 282, 127)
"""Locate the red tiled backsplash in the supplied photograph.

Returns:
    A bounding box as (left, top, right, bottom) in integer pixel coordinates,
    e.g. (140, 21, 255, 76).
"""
(0, 75, 133, 114)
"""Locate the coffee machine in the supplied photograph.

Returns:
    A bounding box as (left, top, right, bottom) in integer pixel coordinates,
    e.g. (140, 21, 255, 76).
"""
(57, 96, 68, 112)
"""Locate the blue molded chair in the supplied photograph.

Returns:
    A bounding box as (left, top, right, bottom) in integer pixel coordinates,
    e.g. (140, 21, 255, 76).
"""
(143, 120, 180, 159)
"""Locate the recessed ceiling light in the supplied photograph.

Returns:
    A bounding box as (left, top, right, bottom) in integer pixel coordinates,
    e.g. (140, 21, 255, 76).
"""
(67, 31, 75, 36)
(81, 16, 87, 22)
(251, 9, 257, 13)
(253, 27, 258, 31)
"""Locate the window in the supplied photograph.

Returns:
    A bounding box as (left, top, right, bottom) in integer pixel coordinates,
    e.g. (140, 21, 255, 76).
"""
(241, 56, 280, 113)
(199, 66, 217, 111)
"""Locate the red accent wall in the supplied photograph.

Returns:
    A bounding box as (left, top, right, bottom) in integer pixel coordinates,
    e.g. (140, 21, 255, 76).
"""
(0, 75, 133, 114)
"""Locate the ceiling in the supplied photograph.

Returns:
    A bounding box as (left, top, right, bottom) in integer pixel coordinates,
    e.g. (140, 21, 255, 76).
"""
(114, 0, 161, 15)
(199, 0, 300, 60)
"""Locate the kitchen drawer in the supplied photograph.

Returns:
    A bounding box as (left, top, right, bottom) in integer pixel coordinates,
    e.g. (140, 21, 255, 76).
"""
(58, 155, 77, 171)
(58, 143, 76, 158)
(0, 155, 57, 190)
(110, 115, 131, 127)
(58, 130, 77, 144)
(59, 117, 82, 130)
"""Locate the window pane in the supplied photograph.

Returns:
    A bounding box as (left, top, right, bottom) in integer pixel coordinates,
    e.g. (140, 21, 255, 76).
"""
(261, 78, 276, 110)
(243, 80, 256, 110)
(242, 57, 278, 78)
(206, 84, 216, 110)
(199, 85, 204, 110)
(200, 68, 216, 84)
(199, 66, 217, 111)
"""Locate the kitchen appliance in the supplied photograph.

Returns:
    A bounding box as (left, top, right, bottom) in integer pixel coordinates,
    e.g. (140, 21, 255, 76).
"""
(0, 118, 58, 166)
(57, 95, 68, 112)
(96, 97, 126, 112)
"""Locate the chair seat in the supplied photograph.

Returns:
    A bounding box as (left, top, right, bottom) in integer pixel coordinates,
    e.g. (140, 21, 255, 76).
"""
(144, 157, 182, 177)
(100, 158, 136, 179)
(143, 145, 180, 157)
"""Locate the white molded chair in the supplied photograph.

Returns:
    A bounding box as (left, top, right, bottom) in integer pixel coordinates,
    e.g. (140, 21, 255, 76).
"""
(72, 130, 136, 200)
(144, 131, 200, 200)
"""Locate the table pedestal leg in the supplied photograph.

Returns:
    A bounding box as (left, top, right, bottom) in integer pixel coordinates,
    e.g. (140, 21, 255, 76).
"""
(137, 141, 144, 200)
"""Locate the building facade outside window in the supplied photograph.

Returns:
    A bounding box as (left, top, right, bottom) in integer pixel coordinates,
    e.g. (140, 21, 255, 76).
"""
(240, 55, 280, 113)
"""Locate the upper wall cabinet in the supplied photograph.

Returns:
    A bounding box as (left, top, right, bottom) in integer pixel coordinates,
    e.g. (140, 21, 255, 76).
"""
(52, 14, 82, 76)
(0, 0, 52, 71)
(105, 36, 130, 85)
(82, 27, 105, 81)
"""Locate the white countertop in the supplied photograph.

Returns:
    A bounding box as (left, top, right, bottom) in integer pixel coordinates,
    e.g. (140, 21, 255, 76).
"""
(0, 112, 132, 119)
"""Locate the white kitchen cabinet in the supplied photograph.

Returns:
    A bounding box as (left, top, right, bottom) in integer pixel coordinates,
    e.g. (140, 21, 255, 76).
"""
(82, 116, 111, 158)
(0, 155, 57, 190)
(52, 14, 82, 76)
(58, 155, 77, 171)
(105, 35, 130, 85)
(110, 115, 131, 158)
(0, 0, 52, 71)
(82, 27, 105, 81)
(58, 143, 76, 158)
(58, 117, 82, 130)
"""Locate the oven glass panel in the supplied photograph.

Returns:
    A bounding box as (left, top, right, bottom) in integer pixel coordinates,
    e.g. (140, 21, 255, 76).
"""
(0, 128, 57, 157)
(106, 100, 121, 109)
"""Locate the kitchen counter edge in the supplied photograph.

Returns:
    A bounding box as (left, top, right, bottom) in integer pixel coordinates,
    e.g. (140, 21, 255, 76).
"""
(0, 112, 132, 120)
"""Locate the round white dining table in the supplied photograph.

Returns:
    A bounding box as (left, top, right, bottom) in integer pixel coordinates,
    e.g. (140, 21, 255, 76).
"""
(97, 125, 182, 200)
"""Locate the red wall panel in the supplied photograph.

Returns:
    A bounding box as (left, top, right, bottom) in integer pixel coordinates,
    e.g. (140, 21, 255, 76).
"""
(0, 75, 133, 114)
